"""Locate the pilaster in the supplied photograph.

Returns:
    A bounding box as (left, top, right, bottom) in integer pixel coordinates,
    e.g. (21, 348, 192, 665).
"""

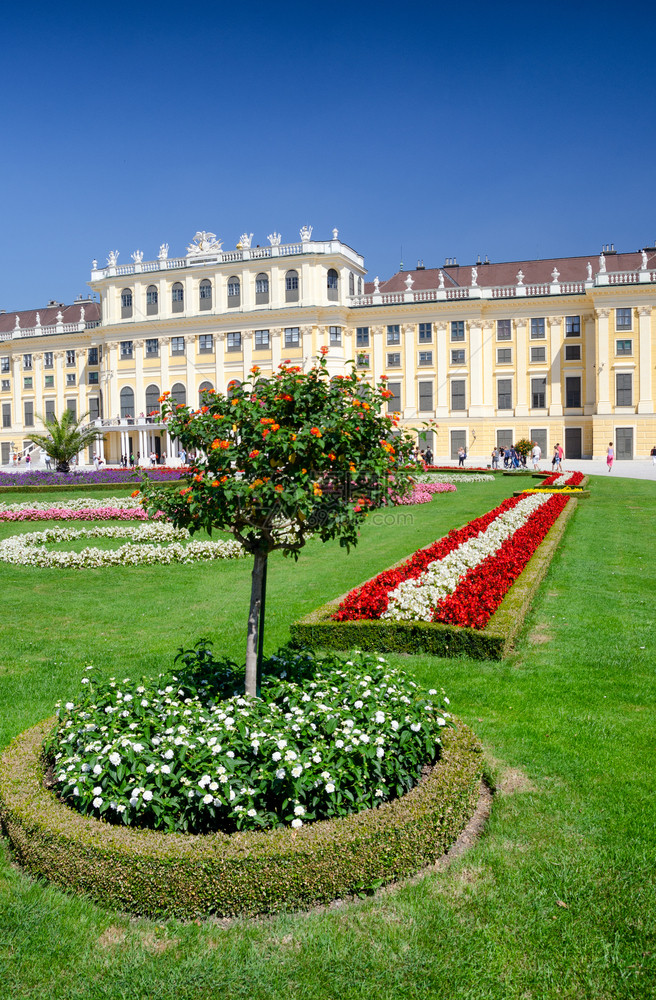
(548, 316, 563, 415)
(435, 321, 448, 415)
(514, 320, 528, 415)
(637, 305, 654, 413)
(595, 308, 611, 413)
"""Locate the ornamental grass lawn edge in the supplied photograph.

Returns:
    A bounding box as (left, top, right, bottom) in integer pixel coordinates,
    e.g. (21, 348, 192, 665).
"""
(291, 497, 579, 660)
(0, 718, 483, 918)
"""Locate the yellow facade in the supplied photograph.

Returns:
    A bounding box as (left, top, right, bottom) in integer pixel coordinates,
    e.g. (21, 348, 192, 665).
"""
(1, 232, 654, 464)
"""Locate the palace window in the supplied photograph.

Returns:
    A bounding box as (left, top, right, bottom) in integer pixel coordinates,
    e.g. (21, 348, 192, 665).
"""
(530, 318, 545, 339)
(387, 325, 400, 345)
(199, 334, 214, 353)
(198, 381, 214, 404)
(386, 381, 401, 413)
(530, 346, 546, 363)
(23, 354, 32, 370)
(1, 380, 9, 392)
(616, 339, 632, 356)
(227, 278, 240, 305)
(66, 373, 76, 386)
(172, 282, 184, 312)
(497, 319, 512, 340)
(497, 378, 513, 410)
(145, 384, 160, 413)
(226, 332, 241, 352)
(616, 373, 632, 406)
(565, 376, 581, 408)
(564, 344, 581, 361)
(2, 403, 10, 427)
(356, 327, 369, 347)
(349, 272, 355, 296)
(329, 326, 341, 346)
(45, 399, 55, 421)
(170, 383, 186, 406)
(66, 350, 76, 366)
(23, 377, 33, 389)
(0, 357, 9, 373)
(356, 353, 370, 367)
(451, 321, 465, 342)
(145, 338, 159, 357)
(565, 315, 581, 337)
(24, 401, 34, 427)
(255, 274, 270, 304)
(418, 323, 432, 343)
(146, 285, 158, 315)
(44, 352, 54, 368)
(616, 308, 632, 330)
(87, 347, 98, 366)
(199, 279, 212, 310)
(121, 289, 133, 318)
(88, 372, 99, 385)
(531, 377, 547, 408)
(120, 341, 133, 359)
(327, 268, 339, 300)
(451, 379, 466, 411)
(285, 270, 299, 302)
(284, 327, 300, 347)
(451, 349, 466, 365)
(120, 386, 135, 417)
(418, 351, 433, 366)
(254, 329, 270, 349)
(418, 380, 434, 412)
(171, 337, 185, 355)
(44, 375, 54, 388)
(387, 352, 401, 367)
(497, 348, 512, 364)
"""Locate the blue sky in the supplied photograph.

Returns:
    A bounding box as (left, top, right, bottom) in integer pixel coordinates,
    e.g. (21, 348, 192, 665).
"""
(2, 0, 654, 310)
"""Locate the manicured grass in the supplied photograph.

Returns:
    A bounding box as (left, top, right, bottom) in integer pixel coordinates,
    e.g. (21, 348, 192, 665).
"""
(0, 476, 655, 999)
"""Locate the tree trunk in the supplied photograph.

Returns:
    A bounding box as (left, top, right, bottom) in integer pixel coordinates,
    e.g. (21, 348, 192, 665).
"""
(245, 549, 267, 698)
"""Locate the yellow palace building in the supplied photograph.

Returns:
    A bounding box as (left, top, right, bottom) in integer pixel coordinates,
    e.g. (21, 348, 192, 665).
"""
(1, 227, 655, 464)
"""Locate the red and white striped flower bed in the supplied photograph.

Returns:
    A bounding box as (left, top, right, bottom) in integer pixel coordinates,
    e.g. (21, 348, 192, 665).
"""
(334, 492, 570, 629)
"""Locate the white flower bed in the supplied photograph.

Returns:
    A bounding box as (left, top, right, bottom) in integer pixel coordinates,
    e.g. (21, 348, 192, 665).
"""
(0, 496, 141, 512)
(414, 473, 494, 484)
(382, 493, 551, 622)
(0, 523, 244, 569)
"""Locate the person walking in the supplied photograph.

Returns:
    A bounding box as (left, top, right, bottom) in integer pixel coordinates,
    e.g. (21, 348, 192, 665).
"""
(531, 441, 542, 470)
(491, 447, 499, 469)
(457, 446, 465, 467)
(651, 444, 656, 466)
(557, 442, 564, 473)
(44, 453, 52, 470)
(607, 441, 614, 472)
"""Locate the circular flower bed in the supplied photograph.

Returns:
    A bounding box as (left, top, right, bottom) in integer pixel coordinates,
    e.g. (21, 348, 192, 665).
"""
(48, 649, 452, 834)
(0, 523, 244, 568)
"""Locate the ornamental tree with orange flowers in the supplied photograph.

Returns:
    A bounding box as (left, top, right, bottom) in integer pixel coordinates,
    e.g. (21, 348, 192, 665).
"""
(140, 351, 416, 697)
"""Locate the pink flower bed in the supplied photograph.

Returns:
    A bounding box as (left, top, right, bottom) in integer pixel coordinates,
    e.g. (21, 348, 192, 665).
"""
(391, 482, 456, 505)
(0, 507, 155, 522)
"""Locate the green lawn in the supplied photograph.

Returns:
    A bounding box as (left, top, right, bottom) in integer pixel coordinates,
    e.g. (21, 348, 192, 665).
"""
(0, 476, 654, 999)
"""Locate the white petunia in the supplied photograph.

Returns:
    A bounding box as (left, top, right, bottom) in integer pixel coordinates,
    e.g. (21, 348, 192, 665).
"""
(108, 752, 121, 766)
(291, 818, 303, 828)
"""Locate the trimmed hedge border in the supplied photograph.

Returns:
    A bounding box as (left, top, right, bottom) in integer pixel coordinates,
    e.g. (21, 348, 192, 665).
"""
(290, 498, 579, 660)
(0, 718, 482, 918)
(0, 481, 185, 496)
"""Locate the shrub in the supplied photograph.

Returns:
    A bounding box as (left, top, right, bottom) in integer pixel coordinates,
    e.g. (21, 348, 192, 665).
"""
(0, 717, 483, 917)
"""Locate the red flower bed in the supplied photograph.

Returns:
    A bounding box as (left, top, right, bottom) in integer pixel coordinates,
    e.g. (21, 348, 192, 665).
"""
(333, 495, 526, 622)
(432, 494, 569, 628)
(540, 471, 584, 487)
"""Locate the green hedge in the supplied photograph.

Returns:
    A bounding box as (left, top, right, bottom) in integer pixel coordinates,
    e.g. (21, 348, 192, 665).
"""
(291, 499, 579, 661)
(0, 719, 482, 918)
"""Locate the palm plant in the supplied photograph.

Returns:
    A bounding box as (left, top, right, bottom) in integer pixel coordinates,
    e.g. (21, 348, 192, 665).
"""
(29, 410, 103, 473)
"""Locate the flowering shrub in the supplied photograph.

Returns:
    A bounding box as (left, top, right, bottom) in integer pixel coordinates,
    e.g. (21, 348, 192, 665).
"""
(391, 482, 456, 505)
(47, 648, 452, 834)
(0, 523, 244, 569)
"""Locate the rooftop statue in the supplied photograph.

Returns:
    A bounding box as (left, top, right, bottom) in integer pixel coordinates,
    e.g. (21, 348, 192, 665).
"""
(239, 233, 253, 249)
(438, 270, 445, 289)
(187, 231, 223, 256)
(587, 262, 593, 279)
(641, 250, 648, 270)
(158, 243, 169, 260)
(131, 250, 144, 263)
(268, 232, 282, 246)
(107, 251, 119, 266)
(300, 225, 313, 242)
(471, 266, 478, 287)
(599, 252, 606, 273)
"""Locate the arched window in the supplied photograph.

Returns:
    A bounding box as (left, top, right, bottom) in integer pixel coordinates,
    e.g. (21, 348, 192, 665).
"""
(146, 285, 158, 316)
(255, 273, 270, 304)
(120, 386, 135, 418)
(198, 380, 214, 404)
(349, 272, 355, 296)
(145, 384, 160, 416)
(227, 379, 242, 396)
(285, 269, 299, 303)
(121, 288, 133, 319)
(227, 276, 241, 307)
(170, 382, 186, 407)
(172, 282, 184, 313)
(327, 268, 339, 300)
(199, 279, 212, 310)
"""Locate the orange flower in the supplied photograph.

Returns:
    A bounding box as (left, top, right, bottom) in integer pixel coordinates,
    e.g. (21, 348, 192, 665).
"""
(201, 405, 209, 414)
(260, 417, 274, 425)
(130, 489, 140, 498)
(274, 484, 283, 492)
(310, 427, 322, 437)
(249, 449, 260, 458)
(319, 346, 329, 355)
(302, 468, 307, 474)
(250, 365, 260, 374)
(211, 438, 230, 450)
(262, 429, 270, 438)
(211, 480, 219, 487)
(194, 474, 203, 482)
(290, 433, 297, 441)
(213, 414, 223, 420)
(328, 452, 336, 461)
(271, 423, 280, 432)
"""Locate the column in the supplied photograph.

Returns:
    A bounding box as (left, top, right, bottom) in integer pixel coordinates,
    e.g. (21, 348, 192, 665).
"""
(514, 320, 528, 415)
(371, 325, 384, 382)
(435, 321, 448, 415)
(403, 324, 416, 415)
(595, 308, 611, 413)
(105, 342, 118, 420)
(584, 315, 596, 414)
(468, 320, 494, 417)
(215, 331, 225, 390)
(54, 352, 65, 417)
(11, 357, 22, 434)
(243, 330, 253, 376)
(548, 316, 563, 415)
(271, 327, 282, 370)
(185, 335, 196, 402)
(159, 336, 170, 394)
(134, 339, 146, 416)
(637, 306, 653, 413)
(301, 325, 314, 368)
(33, 354, 44, 426)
